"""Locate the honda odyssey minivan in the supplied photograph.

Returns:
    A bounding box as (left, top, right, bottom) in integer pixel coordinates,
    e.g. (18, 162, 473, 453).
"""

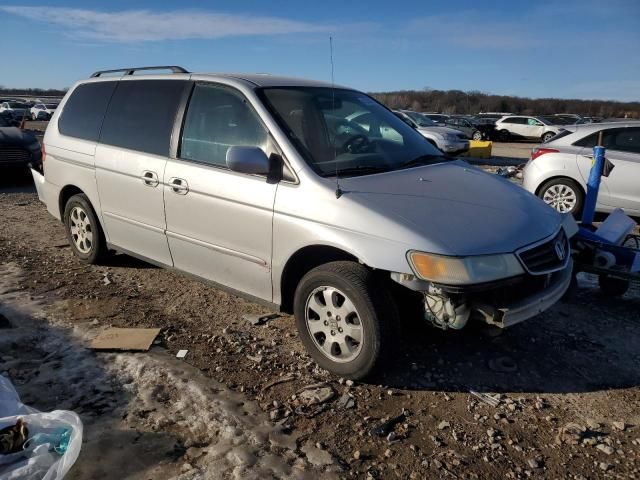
(32, 66, 576, 379)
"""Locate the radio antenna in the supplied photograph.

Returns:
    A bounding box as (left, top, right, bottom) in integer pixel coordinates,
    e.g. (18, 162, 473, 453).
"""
(330, 36, 343, 199)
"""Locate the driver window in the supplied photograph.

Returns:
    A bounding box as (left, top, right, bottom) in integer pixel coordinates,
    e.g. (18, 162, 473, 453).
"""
(527, 118, 541, 126)
(180, 84, 268, 168)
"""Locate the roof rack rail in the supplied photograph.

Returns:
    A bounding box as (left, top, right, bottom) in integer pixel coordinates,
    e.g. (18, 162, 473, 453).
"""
(90, 66, 189, 78)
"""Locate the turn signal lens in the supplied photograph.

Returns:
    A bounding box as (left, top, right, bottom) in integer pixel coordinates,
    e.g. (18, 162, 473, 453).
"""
(407, 251, 525, 285)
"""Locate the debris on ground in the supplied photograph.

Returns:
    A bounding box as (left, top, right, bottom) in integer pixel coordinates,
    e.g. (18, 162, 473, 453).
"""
(370, 411, 409, 437)
(176, 349, 188, 359)
(469, 390, 500, 407)
(243, 312, 280, 326)
(90, 327, 161, 351)
(298, 384, 335, 406)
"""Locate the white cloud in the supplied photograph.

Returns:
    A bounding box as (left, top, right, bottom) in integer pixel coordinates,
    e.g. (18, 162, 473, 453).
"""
(0, 5, 328, 42)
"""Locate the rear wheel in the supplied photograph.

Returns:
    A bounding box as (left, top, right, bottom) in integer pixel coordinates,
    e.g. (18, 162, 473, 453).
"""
(293, 261, 397, 380)
(472, 130, 483, 141)
(542, 132, 556, 143)
(63, 194, 107, 264)
(499, 129, 510, 141)
(538, 178, 584, 216)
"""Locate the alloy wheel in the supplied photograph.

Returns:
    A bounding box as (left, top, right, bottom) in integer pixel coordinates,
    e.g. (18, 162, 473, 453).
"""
(305, 286, 363, 363)
(542, 184, 577, 213)
(69, 206, 94, 254)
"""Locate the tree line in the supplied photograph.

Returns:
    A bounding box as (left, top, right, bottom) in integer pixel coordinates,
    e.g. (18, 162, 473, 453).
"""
(370, 89, 640, 119)
(0, 87, 67, 98)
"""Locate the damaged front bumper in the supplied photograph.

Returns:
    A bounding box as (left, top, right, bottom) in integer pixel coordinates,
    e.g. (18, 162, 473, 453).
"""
(473, 259, 573, 328)
(392, 260, 573, 329)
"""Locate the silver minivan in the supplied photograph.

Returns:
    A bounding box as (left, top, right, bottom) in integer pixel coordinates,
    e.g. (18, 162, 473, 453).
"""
(32, 66, 575, 379)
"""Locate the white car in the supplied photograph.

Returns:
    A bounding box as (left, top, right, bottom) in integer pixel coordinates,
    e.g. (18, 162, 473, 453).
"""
(0, 101, 30, 120)
(393, 110, 469, 154)
(30, 103, 58, 120)
(523, 122, 640, 216)
(495, 115, 564, 143)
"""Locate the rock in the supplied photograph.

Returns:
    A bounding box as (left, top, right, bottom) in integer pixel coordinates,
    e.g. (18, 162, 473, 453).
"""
(557, 423, 585, 445)
(337, 392, 355, 410)
(437, 421, 450, 430)
(612, 421, 626, 431)
(299, 386, 335, 406)
(301, 441, 333, 467)
(90, 319, 99, 326)
(599, 462, 612, 471)
(384, 448, 393, 458)
(527, 459, 540, 469)
(596, 444, 615, 455)
(185, 447, 204, 460)
(386, 432, 397, 443)
(353, 450, 361, 460)
(345, 380, 354, 387)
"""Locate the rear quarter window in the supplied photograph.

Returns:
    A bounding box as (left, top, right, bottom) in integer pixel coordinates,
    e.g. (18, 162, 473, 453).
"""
(99, 80, 187, 156)
(58, 81, 118, 141)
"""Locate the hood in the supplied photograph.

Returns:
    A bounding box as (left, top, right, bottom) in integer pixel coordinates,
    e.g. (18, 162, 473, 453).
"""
(0, 127, 39, 147)
(338, 160, 561, 256)
(416, 126, 464, 137)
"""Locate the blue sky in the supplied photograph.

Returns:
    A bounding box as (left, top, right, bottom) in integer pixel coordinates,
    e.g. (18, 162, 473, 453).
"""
(2, 0, 639, 101)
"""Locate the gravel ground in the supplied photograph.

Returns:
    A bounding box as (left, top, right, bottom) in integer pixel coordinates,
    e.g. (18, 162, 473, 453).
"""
(1, 162, 639, 479)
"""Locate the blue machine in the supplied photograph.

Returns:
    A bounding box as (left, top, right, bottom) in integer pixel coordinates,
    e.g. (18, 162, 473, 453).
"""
(571, 143, 640, 296)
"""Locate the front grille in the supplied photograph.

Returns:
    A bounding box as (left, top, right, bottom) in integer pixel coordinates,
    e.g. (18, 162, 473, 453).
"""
(517, 229, 569, 274)
(0, 145, 31, 164)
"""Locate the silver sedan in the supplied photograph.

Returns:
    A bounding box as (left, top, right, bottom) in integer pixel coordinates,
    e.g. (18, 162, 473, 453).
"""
(522, 122, 640, 216)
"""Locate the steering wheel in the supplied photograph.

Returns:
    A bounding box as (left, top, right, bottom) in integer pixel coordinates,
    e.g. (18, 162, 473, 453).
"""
(342, 134, 371, 154)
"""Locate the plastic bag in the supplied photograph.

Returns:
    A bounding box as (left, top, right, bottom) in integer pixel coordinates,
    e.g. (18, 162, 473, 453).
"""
(0, 375, 83, 480)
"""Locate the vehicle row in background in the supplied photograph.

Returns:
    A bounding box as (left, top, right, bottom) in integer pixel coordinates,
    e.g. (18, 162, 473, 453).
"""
(393, 110, 469, 154)
(0, 98, 59, 121)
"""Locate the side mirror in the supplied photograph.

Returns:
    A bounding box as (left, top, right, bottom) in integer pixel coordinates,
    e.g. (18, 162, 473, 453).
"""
(226, 146, 270, 175)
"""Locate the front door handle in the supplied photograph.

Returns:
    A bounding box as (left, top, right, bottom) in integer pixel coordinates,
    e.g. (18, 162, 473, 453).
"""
(141, 170, 159, 187)
(169, 177, 189, 195)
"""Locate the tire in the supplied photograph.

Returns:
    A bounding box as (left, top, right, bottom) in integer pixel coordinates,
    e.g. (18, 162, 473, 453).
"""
(63, 194, 107, 264)
(598, 275, 629, 297)
(537, 178, 584, 216)
(293, 261, 398, 380)
(472, 130, 483, 141)
(498, 129, 510, 141)
(542, 132, 555, 143)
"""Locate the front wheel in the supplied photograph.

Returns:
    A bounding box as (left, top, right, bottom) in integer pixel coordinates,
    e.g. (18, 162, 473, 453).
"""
(293, 261, 397, 380)
(63, 194, 107, 264)
(498, 129, 510, 141)
(472, 130, 483, 141)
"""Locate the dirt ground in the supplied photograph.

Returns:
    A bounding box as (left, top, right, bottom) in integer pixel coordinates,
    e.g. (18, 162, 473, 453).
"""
(1, 168, 639, 479)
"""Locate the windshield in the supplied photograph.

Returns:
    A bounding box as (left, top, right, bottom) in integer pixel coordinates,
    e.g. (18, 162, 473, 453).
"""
(258, 87, 443, 176)
(403, 111, 437, 127)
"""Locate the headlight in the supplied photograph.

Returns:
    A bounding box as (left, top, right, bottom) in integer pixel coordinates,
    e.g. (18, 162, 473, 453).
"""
(407, 251, 525, 285)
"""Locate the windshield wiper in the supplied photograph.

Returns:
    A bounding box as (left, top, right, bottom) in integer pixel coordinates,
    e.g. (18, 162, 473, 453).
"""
(325, 165, 391, 177)
(397, 154, 444, 170)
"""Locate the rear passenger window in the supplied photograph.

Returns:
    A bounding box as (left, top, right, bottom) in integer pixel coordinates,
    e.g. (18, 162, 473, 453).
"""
(100, 80, 186, 156)
(59, 81, 117, 141)
(180, 84, 267, 168)
(612, 128, 640, 154)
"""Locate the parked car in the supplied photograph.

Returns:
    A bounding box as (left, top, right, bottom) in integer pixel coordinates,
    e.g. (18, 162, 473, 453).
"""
(30, 103, 58, 120)
(32, 66, 575, 379)
(495, 115, 565, 142)
(443, 116, 496, 141)
(422, 113, 449, 125)
(0, 114, 42, 170)
(0, 102, 30, 121)
(523, 122, 640, 216)
(0, 111, 20, 127)
(392, 110, 469, 154)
